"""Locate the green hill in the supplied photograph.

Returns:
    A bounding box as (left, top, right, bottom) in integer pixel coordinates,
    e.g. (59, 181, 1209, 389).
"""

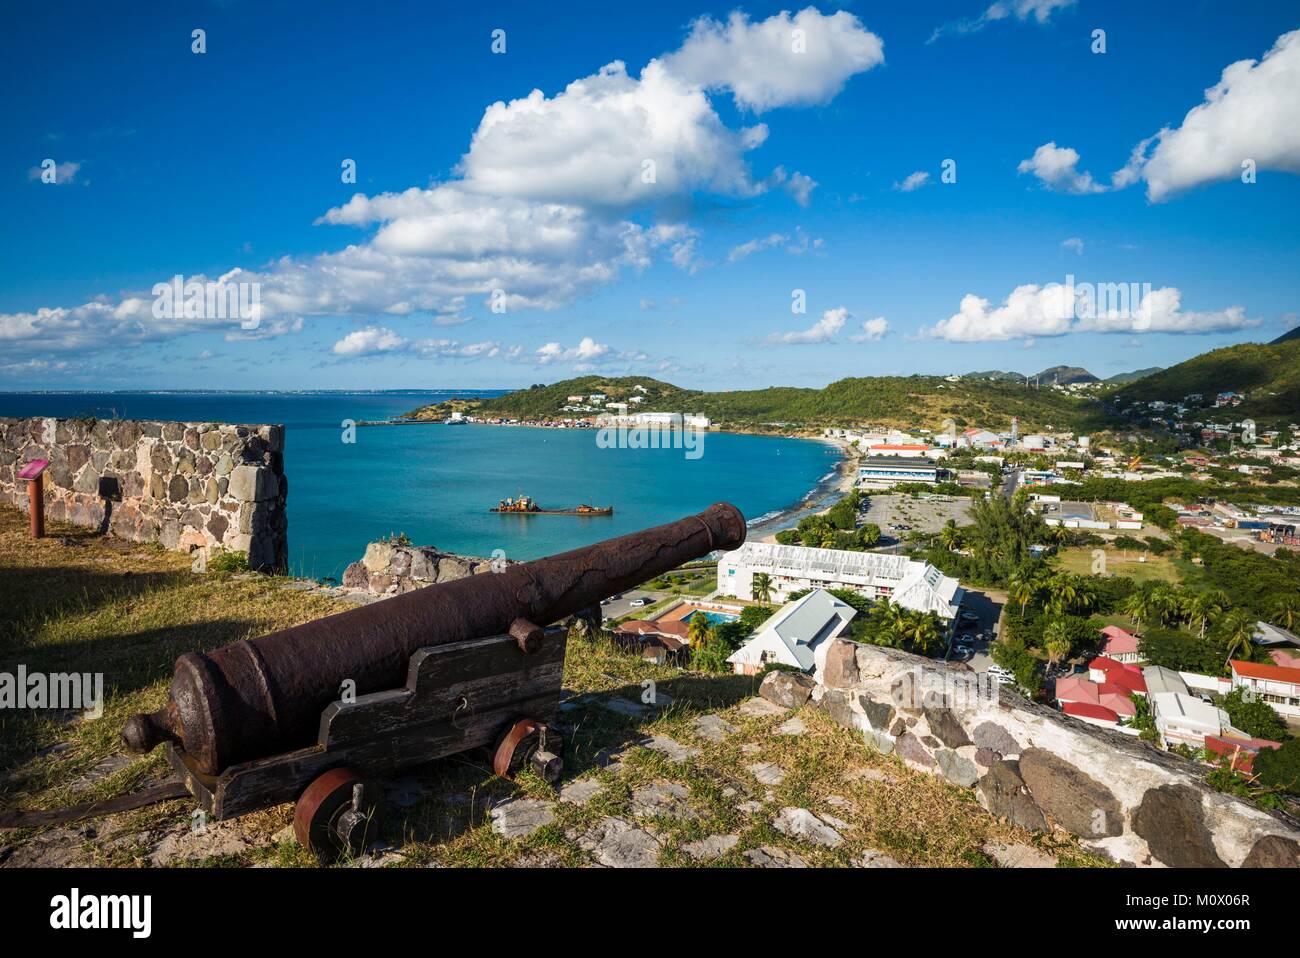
(1104, 366, 1162, 384)
(428, 374, 1115, 433)
(1114, 338, 1300, 423)
(1033, 365, 1098, 385)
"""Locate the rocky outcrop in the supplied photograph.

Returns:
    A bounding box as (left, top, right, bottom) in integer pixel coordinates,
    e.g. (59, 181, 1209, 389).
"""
(340, 539, 502, 597)
(809, 637, 1300, 868)
(0, 416, 287, 572)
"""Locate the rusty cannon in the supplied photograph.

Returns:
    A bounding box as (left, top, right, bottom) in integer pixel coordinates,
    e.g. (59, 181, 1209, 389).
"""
(118, 502, 746, 858)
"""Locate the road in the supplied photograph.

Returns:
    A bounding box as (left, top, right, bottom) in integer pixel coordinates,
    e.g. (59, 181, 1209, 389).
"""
(946, 588, 1005, 672)
(1001, 469, 1020, 500)
(599, 589, 668, 621)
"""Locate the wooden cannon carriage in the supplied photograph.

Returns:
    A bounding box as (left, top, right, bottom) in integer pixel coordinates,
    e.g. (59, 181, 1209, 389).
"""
(117, 503, 746, 860)
(167, 625, 570, 858)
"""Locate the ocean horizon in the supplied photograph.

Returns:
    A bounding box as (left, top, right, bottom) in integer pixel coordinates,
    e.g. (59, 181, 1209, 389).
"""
(0, 391, 841, 580)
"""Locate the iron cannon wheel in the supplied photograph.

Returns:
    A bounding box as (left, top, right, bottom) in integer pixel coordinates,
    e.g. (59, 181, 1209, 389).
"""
(293, 767, 383, 861)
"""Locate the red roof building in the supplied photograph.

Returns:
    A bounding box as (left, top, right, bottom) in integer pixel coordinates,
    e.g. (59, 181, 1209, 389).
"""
(1088, 657, 1147, 695)
(1099, 625, 1141, 663)
(1062, 701, 1121, 725)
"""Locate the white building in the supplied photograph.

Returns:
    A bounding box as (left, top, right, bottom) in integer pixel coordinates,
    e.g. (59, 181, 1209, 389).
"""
(717, 542, 964, 624)
(1149, 692, 1235, 749)
(1230, 660, 1300, 720)
(727, 589, 857, 676)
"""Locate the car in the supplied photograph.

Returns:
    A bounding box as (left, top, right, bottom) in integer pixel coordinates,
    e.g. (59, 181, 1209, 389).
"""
(987, 665, 1014, 678)
(959, 611, 979, 622)
(629, 598, 647, 607)
(1198, 693, 1214, 704)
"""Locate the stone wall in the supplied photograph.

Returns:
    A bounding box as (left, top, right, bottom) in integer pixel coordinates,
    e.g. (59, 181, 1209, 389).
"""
(788, 638, 1300, 867)
(0, 416, 287, 573)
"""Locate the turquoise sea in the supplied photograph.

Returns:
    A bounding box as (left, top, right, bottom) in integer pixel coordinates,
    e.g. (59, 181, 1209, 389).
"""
(0, 392, 842, 580)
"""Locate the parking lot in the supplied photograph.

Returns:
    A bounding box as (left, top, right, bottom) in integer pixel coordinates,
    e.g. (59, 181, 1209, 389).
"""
(858, 493, 974, 542)
(946, 589, 1004, 672)
(598, 589, 668, 621)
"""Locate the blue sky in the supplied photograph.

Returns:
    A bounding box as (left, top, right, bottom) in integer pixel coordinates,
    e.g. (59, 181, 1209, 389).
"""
(3, 0, 1298, 390)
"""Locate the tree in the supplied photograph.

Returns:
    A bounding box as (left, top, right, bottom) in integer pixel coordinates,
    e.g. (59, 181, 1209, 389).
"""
(1253, 739, 1300, 796)
(687, 613, 714, 650)
(939, 519, 962, 552)
(1185, 589, 1229, 639)
(902, 611, 945, 657)
(1007, 569, 1042, 617)
(1043, 621, 1072, 669)
(1122, 587, 1154, 630)
(858, 523, 882, 548)
(1271, 596, 1300, 632)
(751, 573, 773, 605)
(1221, 688, 1289, 742)
(1219, 609, 1257, 669)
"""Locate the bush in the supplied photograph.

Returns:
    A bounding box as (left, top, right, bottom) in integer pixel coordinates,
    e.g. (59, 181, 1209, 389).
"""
(774, 529, 800, 546)
(1253, 739, 1300, 796)
(1221, 689, 1290, 742)
(208, 550, 250, 573)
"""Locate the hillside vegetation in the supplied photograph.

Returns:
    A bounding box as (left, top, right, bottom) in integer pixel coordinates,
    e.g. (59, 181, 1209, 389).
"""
(432, 374, 1115, 433)
(1115, 338, 1300, 423)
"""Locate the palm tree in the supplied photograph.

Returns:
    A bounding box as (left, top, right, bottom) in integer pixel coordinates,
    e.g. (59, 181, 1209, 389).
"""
(1045, 573, 1079, 616)
(1043, 621, 1072, 670)
(1123, 588, 1153, 630)
(902, 611, 944, 657)
(687, 613, 714, 650)
(1185, 589, 1229, 639)
(751, 573, 773, 605)
(1272, 596, 1300, 632)
(1148, 585, 1181, 627)
(1220, 610, 1257, 669)
(939, 519, 961, 552)
(1007, 570, 1040, 617)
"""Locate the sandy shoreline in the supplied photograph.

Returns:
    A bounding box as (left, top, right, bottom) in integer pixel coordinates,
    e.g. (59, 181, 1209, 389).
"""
(746, 435, 857, 544)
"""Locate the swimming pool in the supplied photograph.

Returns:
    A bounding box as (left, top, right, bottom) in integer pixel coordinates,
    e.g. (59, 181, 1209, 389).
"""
(684, 609, 740, 626)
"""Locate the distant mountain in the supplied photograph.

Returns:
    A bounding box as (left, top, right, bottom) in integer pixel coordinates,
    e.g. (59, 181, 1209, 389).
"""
(1104, 366, 1163, 385)
(1114, 338, 1300, 422)
(1032, 365, 1099, 385)
(967, 369, 1026, 382)
(1272, 327, 1300, 345)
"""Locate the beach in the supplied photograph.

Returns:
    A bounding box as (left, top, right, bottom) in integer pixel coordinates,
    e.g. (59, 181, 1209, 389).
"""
(747, 435, 857, 543)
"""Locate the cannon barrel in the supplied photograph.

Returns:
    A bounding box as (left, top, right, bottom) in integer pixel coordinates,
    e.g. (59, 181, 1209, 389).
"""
(123, 502, 746, 774)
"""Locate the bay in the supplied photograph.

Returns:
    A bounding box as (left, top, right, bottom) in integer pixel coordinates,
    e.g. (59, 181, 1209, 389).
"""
(0, 392, 840, 581)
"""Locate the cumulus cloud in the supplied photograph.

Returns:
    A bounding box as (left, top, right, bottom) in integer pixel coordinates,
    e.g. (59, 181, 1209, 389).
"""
(922, 281, 1256, 341)
(662, 8, 884, 112)
(3, 8, 883, 365)
(766, 306, 848, 345)
(893, 171, 930, 192)
(1135, 29, 1300, 201)
(930, 0, 1075, 43)
(332, 326, 408, 356)
(850, 316, 889, 341)
(331, 325, 504, 360)
(1019, 31, 1300, 202)
(1017, 142, 1106, 194)
(535, 336, 611, 366)
(1061, 237, 1085, 254)
(728, 233, 788, 263)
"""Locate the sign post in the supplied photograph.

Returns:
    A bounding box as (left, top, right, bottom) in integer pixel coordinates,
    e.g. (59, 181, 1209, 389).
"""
(18, 459, 50, 539)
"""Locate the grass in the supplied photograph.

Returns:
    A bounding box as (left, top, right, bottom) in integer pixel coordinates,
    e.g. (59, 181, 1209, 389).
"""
(0, 505, 1106, 868)
(1053, 545, 1183, 586)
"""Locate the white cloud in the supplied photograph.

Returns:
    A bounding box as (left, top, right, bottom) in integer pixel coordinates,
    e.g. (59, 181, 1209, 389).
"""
(922, 281, 1256, 341)
(332, 326, 408, 356)
(535, 336, 611, 365)
(662, 8, 885, 112)
(931, 0, 1075, 42)
(1061, 236, 1085, 254)
(850, 316, 889, 341)
(893, 171, 930, 192)
(766, 306, 848, 345)
(1017, 142, 1105, 194)
(1137, 29, 1300, 201)
(1020, 31, 1300, 203)
(728, 233, 788, 263)
(1, 9, 884, 365)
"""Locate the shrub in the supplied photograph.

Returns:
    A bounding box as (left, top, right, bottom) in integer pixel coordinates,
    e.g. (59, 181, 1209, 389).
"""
(208, 550, 249, 574)
(1253, 739, 1300, 796)
(1221, 688, 1290, 742)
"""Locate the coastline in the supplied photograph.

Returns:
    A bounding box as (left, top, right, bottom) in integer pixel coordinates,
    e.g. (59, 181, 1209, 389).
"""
(746, 436, 857, 544)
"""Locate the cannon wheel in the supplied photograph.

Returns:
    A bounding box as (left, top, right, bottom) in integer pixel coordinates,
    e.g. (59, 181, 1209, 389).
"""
(493, 719, 563, 784)
(293, 767, 383, 861)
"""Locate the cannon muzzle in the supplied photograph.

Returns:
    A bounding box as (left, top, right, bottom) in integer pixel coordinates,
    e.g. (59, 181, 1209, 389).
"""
(124, 502, 746, 774)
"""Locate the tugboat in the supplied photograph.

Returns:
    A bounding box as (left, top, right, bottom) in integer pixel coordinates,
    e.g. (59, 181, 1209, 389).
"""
(490, 494, 613, 516)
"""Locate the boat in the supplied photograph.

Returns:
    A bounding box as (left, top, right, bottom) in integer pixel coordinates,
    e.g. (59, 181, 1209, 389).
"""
(490, 495, 613, 516)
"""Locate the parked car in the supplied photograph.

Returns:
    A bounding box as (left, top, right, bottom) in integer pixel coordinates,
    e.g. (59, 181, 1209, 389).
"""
(987, 665, 1014, 678)
(629, 598, 648, 607)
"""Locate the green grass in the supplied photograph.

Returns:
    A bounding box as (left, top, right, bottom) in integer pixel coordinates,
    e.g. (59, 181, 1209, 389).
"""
(1052, 545, 1183, 586)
